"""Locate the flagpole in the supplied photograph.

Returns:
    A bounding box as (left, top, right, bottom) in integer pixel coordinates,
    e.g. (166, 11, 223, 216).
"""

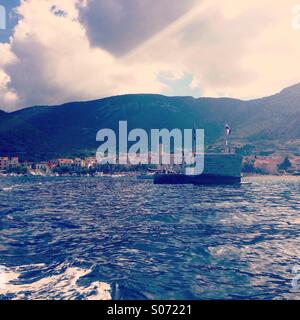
(224, 123, 231, 153)
(224, 123, 227, 153)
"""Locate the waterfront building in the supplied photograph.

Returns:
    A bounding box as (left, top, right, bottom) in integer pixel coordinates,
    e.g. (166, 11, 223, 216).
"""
(0, 156, 19, 170)
(74, 158, 85, 167)
(57, 159, 74, 167)
(85, 157, 97, 168)
(36, 162, 50, 172)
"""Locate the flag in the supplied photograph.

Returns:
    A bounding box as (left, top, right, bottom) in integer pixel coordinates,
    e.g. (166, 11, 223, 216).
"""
(225, 124, 232, 136)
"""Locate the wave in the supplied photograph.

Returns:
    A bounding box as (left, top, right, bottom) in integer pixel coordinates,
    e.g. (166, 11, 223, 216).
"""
(1, 184, 21, 192)
(0, 264, 111, 300)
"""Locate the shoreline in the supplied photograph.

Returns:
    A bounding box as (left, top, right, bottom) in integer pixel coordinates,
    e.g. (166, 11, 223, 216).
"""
(1, 173, 300, 179)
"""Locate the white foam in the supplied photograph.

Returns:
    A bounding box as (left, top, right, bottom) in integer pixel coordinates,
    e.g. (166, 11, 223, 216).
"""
(1, 184, 21, 192)
(2, 187, 13, 192)
(0, 265, 111, 300)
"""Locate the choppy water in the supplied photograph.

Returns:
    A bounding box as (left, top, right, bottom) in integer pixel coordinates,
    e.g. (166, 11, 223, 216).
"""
(1, 176, 300, 300)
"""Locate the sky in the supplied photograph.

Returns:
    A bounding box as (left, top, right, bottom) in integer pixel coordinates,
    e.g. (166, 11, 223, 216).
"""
(0, 0, 300, 111)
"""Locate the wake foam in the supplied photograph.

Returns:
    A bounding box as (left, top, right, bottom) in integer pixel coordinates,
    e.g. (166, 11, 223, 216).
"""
(0, 264, 111, 300)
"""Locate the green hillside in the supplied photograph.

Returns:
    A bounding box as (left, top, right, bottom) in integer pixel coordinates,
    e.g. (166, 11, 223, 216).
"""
(1, 83, 300, 161)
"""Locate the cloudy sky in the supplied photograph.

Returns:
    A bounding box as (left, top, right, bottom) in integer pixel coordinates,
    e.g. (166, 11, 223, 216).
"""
(0, 0, 300, 111)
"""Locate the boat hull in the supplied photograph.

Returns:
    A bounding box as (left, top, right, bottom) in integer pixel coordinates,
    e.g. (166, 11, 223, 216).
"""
(137, 174, 157, 180)
(154, 173, 241, 185)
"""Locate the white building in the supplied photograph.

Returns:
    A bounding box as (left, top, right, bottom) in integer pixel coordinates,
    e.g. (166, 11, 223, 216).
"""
(36, 162, 50, 172)
(0, 156, 19, 171)
(74, 158, 85, 167)
(85, 157, 97, 168)
(57, 159, 74, 167)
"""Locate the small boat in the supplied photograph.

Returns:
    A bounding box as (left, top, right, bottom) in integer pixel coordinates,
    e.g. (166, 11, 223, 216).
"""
(111, 173, 127, 178)
(137, 173, 157, 180)
(95, 172, 104, 177)
(137, 168, 177, 180)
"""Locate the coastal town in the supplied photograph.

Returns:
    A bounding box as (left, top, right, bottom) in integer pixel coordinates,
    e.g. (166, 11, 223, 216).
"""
(0, 155, 116, 176)
(1, 153, 300, 177)
(0, 154, 163, 177)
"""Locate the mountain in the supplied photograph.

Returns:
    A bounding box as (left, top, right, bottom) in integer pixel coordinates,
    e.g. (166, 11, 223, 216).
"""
(0, 84, 300, 160)
(0, 110, 8, 122)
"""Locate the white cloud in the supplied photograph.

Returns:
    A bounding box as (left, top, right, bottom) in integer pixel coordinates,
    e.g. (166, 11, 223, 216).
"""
(0, 0, 166, 110)
(0, 43, 18, 107)
(0, 0, 300, 111)
(125, 0, 300, 99)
